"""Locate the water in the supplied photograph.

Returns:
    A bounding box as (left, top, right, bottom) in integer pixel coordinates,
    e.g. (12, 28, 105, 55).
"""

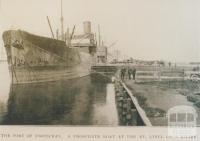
(92, 84, 119, 125)
(0, 62, 10, 124)
(0, 62, 119, 125)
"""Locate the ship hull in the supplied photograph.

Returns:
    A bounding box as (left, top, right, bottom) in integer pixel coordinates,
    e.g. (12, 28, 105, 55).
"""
(2, 30, 95, 84)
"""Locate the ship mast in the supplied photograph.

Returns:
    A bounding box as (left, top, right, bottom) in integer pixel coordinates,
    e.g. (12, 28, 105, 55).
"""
(98, 24, 101, 46)
(60, 0, 64, 40)
(46, 16, 55, 39)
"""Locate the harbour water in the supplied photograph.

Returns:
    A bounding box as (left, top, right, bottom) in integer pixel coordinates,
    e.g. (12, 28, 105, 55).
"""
(0, 62, 119, 125)
(0, 61, 10, 124)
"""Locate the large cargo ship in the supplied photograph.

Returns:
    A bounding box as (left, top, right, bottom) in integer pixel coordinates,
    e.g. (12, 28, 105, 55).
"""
(2, 1, 96, 84)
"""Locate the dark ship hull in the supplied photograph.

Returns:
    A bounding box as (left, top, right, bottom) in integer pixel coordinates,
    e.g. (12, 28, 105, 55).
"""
(2, 30, 96, 84)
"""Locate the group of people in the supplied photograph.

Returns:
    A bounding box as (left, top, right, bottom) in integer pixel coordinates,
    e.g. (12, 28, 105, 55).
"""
(120, 67, 136, 80)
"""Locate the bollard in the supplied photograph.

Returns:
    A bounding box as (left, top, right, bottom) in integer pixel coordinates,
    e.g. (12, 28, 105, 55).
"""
(122, 103, 128, 109)
(131, 108, 138, 125)
(126, 112, 132, 120)
(127, 98, 132, 110)
(126, 112, 132, 126)
(122, 115, 127, 124)
(116, 91, 121, 97)
(117, 96, 123, 101)
(117, 101, 123, 108)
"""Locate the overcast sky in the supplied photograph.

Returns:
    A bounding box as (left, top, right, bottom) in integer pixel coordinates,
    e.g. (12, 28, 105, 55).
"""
(0, 0, 200, 63)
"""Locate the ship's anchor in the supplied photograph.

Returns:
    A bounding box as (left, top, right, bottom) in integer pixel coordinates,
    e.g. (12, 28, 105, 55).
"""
(12, 39, 24, 49)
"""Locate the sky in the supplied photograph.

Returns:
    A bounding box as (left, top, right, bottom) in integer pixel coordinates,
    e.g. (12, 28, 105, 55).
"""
(0, 0, 200, 63)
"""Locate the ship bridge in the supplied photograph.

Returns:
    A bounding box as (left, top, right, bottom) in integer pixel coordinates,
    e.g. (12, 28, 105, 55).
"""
(71, 33, 96, 48)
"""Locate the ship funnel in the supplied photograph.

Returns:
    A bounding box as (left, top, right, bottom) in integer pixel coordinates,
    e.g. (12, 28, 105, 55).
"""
(83, 21, 91, 34)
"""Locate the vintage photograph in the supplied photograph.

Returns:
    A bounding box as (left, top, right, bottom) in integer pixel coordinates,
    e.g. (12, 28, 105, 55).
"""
(0, 0, 200, 129)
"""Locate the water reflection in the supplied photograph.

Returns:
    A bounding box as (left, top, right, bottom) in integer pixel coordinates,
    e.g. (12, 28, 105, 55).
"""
(0, 62, 10, 124)
(92, 84, 119, 125)
(1, 73, 119, 125)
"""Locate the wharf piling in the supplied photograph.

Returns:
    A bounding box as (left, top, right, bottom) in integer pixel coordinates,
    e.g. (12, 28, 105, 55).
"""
(114, 79, 152, 126)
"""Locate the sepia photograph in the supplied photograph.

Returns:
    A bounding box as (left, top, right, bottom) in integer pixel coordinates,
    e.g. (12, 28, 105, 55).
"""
(0, 0, 200, 140)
